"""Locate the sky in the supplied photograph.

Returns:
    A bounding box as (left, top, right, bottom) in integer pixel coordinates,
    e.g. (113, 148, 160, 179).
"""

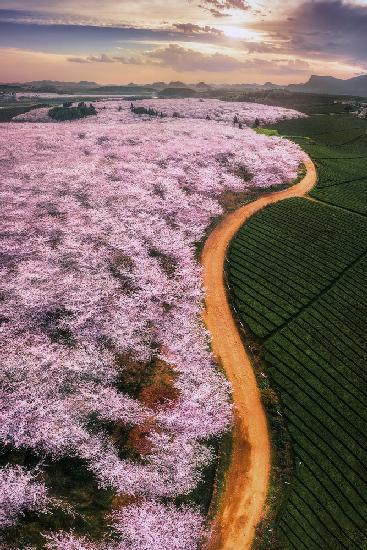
(0, 0, 366, 84)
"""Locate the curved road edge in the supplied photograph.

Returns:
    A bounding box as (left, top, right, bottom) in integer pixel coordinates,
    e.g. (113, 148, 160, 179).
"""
(201, 158, 317, 550)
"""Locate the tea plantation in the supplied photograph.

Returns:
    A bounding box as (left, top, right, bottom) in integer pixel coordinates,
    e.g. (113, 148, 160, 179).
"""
(228, 112, 367, 549)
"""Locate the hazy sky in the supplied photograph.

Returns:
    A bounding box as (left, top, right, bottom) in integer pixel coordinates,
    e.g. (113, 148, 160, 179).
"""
(0, 0, 366, 84)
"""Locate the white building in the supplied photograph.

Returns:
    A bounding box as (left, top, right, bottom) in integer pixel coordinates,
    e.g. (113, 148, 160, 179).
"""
(0, 92, 18, 102)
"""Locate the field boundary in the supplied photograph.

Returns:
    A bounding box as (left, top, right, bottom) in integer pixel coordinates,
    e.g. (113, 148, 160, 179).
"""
(201, 158, 317, 550)
(262, 234, 367, 341)
(306, 194, 367, 218)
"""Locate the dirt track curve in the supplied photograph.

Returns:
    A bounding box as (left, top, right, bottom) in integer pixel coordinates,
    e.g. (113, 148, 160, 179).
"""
(202, 158, 317, 550)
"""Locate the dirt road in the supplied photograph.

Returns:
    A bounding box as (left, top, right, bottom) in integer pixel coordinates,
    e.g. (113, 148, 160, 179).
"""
(202, 158, 317, 550)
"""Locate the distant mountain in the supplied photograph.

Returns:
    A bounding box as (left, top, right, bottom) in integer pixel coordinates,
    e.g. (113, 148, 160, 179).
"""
(195, 82, 212, 90)
(288, 75, 367, 96)
(262, 81, 284, 90)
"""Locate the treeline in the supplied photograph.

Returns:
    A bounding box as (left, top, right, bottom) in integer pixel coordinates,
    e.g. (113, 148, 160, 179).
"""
(129, 103, 167, 118)
(48, 102, 97, 121)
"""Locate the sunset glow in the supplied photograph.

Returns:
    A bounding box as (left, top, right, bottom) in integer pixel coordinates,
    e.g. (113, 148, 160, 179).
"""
(0, 0, 365, 83)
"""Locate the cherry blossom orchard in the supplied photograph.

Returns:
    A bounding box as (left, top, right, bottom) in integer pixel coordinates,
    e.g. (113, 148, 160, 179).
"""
(14, 98, 305, 127)
(1, 99, 306, 549)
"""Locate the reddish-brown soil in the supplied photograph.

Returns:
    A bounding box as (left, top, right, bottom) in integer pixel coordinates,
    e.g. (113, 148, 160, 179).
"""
(202, 159, 317, 550)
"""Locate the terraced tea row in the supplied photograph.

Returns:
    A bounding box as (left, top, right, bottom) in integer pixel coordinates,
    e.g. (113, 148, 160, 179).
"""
(313, 179, 367, 215)
(228, 198, 367, 337)
(227, 197, 367, 549)
(269, 114, 367, 215)
(265, 253, 367, 549)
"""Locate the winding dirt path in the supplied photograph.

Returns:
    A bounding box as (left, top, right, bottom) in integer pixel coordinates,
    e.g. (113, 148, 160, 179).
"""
(202, 158, 317, 550)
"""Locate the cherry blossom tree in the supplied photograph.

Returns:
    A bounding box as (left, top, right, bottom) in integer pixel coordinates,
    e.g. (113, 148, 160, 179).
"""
(0, 465, 49, 528)
(112, 500, 204, 550)
(45, 501, 204, 550)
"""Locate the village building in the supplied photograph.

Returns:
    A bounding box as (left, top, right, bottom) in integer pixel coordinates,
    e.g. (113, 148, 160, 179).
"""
(0, 92, 18, 102)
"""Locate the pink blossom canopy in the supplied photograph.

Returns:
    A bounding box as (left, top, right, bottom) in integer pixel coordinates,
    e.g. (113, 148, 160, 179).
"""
(1, 99, 306, 549)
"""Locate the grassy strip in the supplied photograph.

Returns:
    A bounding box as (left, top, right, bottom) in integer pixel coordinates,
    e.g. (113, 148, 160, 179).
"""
(175, 431, 233, 521)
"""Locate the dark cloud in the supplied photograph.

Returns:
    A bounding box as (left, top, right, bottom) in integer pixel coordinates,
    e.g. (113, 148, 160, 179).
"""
(252, 1, 367, 67)
(198, 0, 250, 17)
(173, 23, 223, 36)
(0, 7, 100, 25)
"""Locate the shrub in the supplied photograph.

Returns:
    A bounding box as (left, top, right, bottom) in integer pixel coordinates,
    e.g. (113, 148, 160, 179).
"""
(130, 105, 161, 117)
(48, 104, 97, 122)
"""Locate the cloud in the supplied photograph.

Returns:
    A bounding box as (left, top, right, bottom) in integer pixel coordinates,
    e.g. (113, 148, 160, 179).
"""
(146, 43, 246, 71)
(242, 41, 276, 54)
(68, 53, 115, 63)
(87, 53, 114, 63)
(251, 0, 367, 68)
(113, 55, 144, 65)
(173, 23, 223, 36)
(0, 14, 225, 57)
(198, 0, 250, 17)
(286, 58, 310, 71)
(67, 42, 311, 75)
(67, 52, 145, 65)
(67, 56, 89, 63)
(143, 43, 309, 76)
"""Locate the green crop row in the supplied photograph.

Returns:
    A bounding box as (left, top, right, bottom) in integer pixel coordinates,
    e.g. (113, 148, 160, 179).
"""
(263, 255, 367, 548)
(311, 179, 367, 215)
(227, 198, 367, 339)
(269, 113, 367, 217)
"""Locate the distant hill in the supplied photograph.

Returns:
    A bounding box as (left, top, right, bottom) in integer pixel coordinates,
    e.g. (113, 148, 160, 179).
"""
(168, 81, 186, 88)
(2, 75, 367, 98)
(288, 75, 367, 96)
(195, 82, 212, 90)
(90, 85, 154, 94)
(151, 82, 167, 90)
(158, 87, 198, 98)
(24, 80, 99, 89)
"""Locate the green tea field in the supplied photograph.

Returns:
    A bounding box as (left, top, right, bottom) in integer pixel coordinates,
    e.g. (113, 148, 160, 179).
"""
(228, 112, 367, 549)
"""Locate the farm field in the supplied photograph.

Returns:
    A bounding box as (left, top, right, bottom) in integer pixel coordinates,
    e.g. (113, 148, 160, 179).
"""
(228, 111, 367, 548)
